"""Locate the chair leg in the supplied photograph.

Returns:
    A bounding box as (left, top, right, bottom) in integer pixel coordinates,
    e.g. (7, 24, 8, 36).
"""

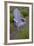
(17, 27, 19, 31)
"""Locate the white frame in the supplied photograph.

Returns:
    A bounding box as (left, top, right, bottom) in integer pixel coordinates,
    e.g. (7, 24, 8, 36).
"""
(6, 2, 33, 44)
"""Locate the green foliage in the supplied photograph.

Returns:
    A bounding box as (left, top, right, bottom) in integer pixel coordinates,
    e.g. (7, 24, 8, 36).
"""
(21, 8, 29, 18)
(10, 15, 14, 23)
(22, 10, 29, 18)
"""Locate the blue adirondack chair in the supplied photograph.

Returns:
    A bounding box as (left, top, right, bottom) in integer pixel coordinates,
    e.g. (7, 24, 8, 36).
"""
(13, 8, 26, 31)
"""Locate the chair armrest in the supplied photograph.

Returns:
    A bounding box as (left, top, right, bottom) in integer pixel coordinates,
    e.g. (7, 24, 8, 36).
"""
(21, 18, 25, 20)
(14, 19, 18, 23)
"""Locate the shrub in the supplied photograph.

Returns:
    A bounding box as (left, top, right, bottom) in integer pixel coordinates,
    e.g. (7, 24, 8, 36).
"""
(23, 10, 29, 17)
(10, 15, 14, 23)
(20, 8, 29, 18)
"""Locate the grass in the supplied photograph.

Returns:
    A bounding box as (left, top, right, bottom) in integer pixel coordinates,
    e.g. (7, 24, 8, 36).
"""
(15, 26, 29, 39)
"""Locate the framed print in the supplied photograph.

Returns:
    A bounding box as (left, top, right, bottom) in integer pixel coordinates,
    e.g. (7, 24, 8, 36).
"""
(4, 1, 33, 45)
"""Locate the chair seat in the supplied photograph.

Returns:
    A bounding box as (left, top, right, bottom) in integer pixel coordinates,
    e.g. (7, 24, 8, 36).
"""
(16, 21, 26, 27)
(14, 18, 26, 27)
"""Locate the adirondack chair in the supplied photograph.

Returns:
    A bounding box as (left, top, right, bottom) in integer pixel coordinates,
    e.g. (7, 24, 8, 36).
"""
(13, 8, 26, 31)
